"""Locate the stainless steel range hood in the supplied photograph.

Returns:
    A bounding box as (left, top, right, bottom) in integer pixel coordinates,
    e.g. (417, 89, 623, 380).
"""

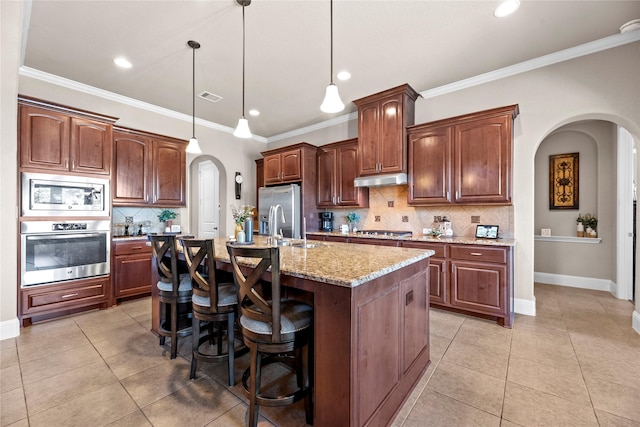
(354, 173, 408, 188)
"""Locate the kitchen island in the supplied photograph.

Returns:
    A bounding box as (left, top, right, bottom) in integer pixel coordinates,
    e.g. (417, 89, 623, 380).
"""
(151, 236, 433, 426)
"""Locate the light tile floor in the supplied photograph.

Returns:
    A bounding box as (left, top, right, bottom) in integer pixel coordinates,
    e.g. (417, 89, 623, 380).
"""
(1, 283, 639, 426)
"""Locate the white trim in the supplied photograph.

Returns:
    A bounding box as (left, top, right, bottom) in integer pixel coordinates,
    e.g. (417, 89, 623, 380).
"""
(534, 272, 615, 294)
(514, 297, 536, 316)
(633, 311, 640, 335)
(534, 235, 602, 244)
(0, 318, 20, 341)
(616, 126, 635, 300)
(19, 31, 640, 145)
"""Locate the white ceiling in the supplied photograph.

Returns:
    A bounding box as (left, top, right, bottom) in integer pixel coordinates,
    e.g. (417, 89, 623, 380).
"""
(22, 1, 640, 139)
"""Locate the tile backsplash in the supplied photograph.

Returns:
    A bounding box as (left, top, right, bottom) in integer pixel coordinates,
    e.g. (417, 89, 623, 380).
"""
(112, 207, 183, 235)
(327, 186, 513, 238)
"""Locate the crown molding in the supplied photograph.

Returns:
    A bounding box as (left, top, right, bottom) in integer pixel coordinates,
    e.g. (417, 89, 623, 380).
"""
(267, 111, 358, 143)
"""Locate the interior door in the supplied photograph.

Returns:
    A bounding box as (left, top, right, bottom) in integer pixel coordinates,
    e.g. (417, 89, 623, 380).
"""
(198, 160, 219, 239)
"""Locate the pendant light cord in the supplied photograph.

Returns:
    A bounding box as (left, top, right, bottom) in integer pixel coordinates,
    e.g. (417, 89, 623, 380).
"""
(192, 44, 196, 138)
(329, 0, 334, 84)
(242, 3, 246, 117)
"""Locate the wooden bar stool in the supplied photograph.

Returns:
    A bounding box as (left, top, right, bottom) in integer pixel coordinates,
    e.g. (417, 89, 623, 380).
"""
(149, 234, 192, 359)
(180, 238, 243, 385)
(227, 244, 314, 427)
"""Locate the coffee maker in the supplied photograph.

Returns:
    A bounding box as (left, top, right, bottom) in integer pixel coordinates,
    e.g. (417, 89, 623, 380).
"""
(321, 212, 334, 232)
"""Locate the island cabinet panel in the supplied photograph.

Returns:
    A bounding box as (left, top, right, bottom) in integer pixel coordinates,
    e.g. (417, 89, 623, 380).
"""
(354, 84, 419, 177)
(407, 104, 518, 206)
(402, 271, 429, 373)
(112, 128, 186, 207)
(317, 139, 369, 208)
(112, 240, 152, 301)
(19, 100, 115, 175)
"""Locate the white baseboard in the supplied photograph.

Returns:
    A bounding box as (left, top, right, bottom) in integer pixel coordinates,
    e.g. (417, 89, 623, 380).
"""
(0, 318, 20, 341)
(534, 272, 615, 294)
(633, 311, 640, 335)
(514, 297, 536, 316)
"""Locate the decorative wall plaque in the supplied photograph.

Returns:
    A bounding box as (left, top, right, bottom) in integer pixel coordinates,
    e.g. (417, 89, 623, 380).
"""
(549, 152, 579, 210)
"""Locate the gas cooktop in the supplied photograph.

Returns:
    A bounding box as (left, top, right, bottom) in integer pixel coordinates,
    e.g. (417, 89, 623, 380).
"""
(355, 230, 413, 237)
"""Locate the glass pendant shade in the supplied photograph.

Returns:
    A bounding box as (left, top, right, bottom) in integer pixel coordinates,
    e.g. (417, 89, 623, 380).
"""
(186, 137, 201, 153)
(321, 83, 345, 113)
(233, 117, 252, 138)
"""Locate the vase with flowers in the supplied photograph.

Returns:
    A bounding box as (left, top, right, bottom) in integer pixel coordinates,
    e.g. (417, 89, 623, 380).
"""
(346, 212, 361, 232)
(231, 204, 255, 240)
(577, 213, 598, 238)
(157, 209, 178, 230)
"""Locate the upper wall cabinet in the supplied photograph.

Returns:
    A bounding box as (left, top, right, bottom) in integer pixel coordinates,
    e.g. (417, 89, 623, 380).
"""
(317, 138, 369, 208)
(262, 143, 317, 186)
(19, 98, 115, 175)
(112, 128, 186, 207)
(353, 84, 419, 177)
(408, 105, 519, 206)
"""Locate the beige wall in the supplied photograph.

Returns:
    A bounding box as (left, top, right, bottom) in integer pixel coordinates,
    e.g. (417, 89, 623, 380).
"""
(534, 121, 617, 281)
(2, 0, 639, 333)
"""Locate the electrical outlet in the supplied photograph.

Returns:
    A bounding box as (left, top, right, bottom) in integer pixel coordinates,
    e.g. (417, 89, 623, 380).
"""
(375, 216, 381, 222)
(388, 201, 394, 208)
(471, 216, 481, 223)
(402, 216, 409, 222)
(125, 216, 133, 224)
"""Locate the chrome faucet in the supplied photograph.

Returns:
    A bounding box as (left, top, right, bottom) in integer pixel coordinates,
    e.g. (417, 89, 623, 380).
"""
(268, 204, 286, 244)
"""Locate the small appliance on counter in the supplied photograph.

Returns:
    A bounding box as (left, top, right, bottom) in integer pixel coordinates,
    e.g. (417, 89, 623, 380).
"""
(321, 212, 334, 232)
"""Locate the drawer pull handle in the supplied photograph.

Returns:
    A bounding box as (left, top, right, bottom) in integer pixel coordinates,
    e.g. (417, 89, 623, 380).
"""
(470, 252, 483, 256)
(131, 246, 143, 250)
(61, 293, 79, 299)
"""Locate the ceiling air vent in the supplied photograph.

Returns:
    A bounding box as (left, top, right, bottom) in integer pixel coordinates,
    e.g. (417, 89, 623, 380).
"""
(199, 91, 223, 103)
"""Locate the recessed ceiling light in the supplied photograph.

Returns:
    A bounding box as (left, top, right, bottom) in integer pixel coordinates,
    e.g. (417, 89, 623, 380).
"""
(494, 0, 520, 18)
(249, 109, 260, 116)
(337, 70, 351, 81)
(113, 57, 132, 69)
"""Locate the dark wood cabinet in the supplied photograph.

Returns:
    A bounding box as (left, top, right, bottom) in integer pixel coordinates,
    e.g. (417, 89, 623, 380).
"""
(401, 241, 513, 327)
(19, 101, 114, 175)
(317, 139, 369, 208)
(264, 148, 302, 184)
(112, 128, 186, 207)
(254, 158, 264, 233)
(408, 105, 518, 206)
(354, 84, 419, 177)
(112, 239, 152, 301)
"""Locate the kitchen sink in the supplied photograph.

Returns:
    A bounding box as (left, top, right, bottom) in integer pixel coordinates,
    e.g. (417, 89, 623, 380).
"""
(276, 239, 324, 249)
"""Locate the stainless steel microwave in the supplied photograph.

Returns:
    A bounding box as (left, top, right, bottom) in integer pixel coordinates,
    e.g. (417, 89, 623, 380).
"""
(21, 172, 110, 217)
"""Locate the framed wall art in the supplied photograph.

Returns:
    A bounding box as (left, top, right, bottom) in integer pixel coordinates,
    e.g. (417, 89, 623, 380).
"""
(549, 152, 579, 210)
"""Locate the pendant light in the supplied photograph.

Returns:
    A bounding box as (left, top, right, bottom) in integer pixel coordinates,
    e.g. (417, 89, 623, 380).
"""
(320, 0, 344, 113)
(186, 40, 202, 153)
(234, 0, 252, 139)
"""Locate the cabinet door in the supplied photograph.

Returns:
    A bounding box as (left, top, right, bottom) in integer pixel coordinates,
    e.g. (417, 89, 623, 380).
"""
(454, 115, 511, 204)
(20, 105, 70, 171)
(357, 101, 380, 176)
(317, 148, 336, 207)
(281, 149, 302, 182)
(427, 258, 447, 304)
(70, 118, 112, 175)
(378, 95, 405, 173)
(450, 260, 507, 316)
(114, 253, 152, 298)
(408, 126, 453, 205)
(337, 144, 367, 206)
(112, 132, 151, 205)
(402, 270, 429, 373)
(152, 139, 186, 206)
(264, 153, 282, 184)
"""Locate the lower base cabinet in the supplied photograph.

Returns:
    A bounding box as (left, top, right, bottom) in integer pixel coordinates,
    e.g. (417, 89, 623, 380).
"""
(113, 239, 152, 302)
(20, 276, 110, 326)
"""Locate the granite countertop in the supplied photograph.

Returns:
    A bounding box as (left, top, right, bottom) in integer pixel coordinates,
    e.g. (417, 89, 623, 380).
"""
(307, 231, 516, 247)
(212, 236, 434, 288)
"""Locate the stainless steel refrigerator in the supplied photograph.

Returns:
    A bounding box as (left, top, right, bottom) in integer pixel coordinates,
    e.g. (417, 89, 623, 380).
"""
(258, 184, 301, 238)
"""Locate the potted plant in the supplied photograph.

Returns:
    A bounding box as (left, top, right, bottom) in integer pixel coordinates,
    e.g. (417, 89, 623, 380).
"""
(230, 204, 255, 239)
(158, 209, 178, 228)
(346, 212, 361, 232)
(577, 213, 597, 237)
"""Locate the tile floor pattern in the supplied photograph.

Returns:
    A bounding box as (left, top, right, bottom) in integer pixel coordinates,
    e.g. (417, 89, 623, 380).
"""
(1, 283, 639, 426)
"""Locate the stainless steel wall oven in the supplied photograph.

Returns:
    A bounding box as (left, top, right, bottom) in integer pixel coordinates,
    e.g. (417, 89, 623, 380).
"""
(20, 220, 110, 287)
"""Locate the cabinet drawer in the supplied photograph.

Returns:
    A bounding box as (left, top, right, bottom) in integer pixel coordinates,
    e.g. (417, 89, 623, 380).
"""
(449, 245, 507, 264)
(114, 240, 152, 255)
(22, 277, 108, 315)
(401, 241, 446, 258)
(349, 237, 400, 247)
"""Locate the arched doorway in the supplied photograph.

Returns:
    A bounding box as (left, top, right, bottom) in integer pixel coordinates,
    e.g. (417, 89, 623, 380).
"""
(189, 155, 228, 239)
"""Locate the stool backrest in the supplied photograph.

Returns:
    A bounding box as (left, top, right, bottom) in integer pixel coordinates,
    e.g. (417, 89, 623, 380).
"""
(149, 234, 179, 296)
(226, 244, 282, 342)
(180, 238, 220, 306)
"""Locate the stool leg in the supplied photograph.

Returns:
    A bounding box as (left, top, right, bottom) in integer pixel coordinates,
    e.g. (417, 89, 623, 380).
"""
(190, 316, 200, 379)
(248, 344, 261, 427)
(227, 313, 235, 386)
(303, 342, 313, 425)
(159, 301, 166, 346)
(170, 301, 178, 359)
